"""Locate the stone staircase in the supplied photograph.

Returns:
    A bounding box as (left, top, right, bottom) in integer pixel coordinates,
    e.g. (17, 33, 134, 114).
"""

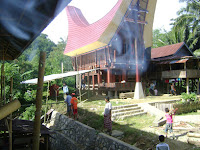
(112, 104, 147, 120)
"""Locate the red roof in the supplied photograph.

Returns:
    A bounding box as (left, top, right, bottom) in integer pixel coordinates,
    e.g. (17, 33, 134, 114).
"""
(151, 42, 184, 59)
(64, 0, 123, 56)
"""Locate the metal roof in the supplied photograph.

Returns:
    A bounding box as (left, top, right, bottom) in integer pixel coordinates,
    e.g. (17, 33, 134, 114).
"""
(0, 0, 71, 60)
(151, 42, 184, 59)
(21, 69, 97, 84)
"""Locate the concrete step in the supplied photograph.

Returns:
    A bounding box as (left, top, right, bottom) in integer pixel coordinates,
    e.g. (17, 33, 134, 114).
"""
(112, 109, 144, 117)
(114, 111, 147, 120)
(112, 106, 141, 113)
(112, 104, 138, 110)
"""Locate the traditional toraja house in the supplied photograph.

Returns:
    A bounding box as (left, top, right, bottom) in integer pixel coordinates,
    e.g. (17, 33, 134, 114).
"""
(64, 0, 157, 99)
(149, 42, 200, 95)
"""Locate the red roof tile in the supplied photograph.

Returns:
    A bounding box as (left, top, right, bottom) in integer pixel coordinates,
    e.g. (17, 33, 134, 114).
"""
(64, 0, 123, 56)
(151, 42, 184, 59)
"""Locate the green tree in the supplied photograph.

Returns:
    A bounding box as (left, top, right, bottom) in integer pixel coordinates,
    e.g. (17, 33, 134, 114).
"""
(153, 28, 185, 48)
(46, 38, 73, 75)
(172, 0, 200, 51)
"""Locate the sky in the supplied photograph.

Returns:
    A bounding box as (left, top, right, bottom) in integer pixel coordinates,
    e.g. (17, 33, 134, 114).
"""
(42, 0, 186, 44)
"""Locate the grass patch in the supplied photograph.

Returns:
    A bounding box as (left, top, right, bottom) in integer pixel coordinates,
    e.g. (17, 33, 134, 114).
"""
(48, 95, 197, 150)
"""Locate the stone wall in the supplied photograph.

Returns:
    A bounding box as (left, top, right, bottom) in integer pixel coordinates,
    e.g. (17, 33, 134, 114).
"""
(47, 111, 140, 150)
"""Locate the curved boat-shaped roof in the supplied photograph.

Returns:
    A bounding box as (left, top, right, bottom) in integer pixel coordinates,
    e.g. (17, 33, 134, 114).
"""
(64, 0, 157, 56)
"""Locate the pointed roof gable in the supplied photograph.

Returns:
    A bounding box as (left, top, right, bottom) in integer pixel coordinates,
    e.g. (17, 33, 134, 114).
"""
(151, 42, 186, 59)
(64, 0, 157, 57)
(64, 0, 128, 56)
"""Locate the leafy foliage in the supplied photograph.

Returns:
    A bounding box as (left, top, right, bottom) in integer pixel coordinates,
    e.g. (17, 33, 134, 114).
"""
(19, 105, 36, 120)
(171, 0, 200, 51)
(181, 92, 198, 103)
(0, 34, 75, 120)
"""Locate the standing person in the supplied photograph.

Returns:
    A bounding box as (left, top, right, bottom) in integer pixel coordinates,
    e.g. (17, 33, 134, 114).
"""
(64, 93, 72, 117)
(149, 82, 155, 95)
(104, 97, 112, 135)
(156, 135, 170, 150)
(63, 82, 69, 99)
(164, 108, 178, 138)
(70, 93, 78, 120)
(170, 83, 176, 95)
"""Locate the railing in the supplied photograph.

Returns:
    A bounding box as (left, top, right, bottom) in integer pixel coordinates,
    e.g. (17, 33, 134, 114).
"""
(162, 69, 200, 78)
(99, 82, 135, 90)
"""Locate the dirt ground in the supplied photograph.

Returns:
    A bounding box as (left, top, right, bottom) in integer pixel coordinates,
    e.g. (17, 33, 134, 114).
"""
(141, 115, 200, 149)
(109, 95, 200, 150)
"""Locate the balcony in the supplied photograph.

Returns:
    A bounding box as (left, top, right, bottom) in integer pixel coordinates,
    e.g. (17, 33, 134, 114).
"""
(162, 69, 200, 79)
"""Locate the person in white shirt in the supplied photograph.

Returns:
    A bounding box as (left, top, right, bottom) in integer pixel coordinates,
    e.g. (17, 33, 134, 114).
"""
(63, 82, 69, 99)
(156, 135, 170, 150)
(104, 96, 112, 135)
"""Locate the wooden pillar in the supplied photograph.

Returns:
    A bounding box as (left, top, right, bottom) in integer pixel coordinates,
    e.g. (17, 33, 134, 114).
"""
(122, 69, 126, 81)
(107, 68, 111, 84)
(134, 39, 144, 99)
(9, 77, 13, 150)
(135, 40, 140, 82)
(95, 50, 97, 68)
(186, 78, 189, 94)
(104, 47, 107, 65)
(98, 71, 101, 85)
(114, 50, 116, 62)
(192, 79, 194, 92)
(180, 79, 182, 93)
(92, 75, 95, 89)
(33, 51, 46, 150)
(197, 79, 200, 95)
(167, 83, 169, 94)
(184, 62, 187, 70)
(87, 72, 90, 100)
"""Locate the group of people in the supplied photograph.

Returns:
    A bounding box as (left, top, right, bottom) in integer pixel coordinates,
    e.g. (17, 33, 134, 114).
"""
(148, 81, 177, 96)
(64, 92, 78, 120)
(62, 80, 177, 149)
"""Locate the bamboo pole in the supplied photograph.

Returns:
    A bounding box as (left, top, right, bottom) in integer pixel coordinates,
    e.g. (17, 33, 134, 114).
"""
(0, 100, 21, 120)
(32, 51, 46, 150)
(1, 63, 4, 106)
(76, 55, 81, 101)
(44, 81, 50, 123)
(3, 70, 5, 104)
(9, 77, 13, 150)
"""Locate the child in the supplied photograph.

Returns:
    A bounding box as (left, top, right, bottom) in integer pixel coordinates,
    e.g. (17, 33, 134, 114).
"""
(156, 135, 170, 150)
(164, 107, 178, 138)
(70, 93, 78, 120)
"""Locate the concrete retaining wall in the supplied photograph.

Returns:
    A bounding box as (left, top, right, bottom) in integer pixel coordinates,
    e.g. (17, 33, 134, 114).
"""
(47, 111, 140, 150)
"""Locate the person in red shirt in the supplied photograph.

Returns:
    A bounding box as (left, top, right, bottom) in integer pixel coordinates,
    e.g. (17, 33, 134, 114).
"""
(70, 93, 78, 120)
